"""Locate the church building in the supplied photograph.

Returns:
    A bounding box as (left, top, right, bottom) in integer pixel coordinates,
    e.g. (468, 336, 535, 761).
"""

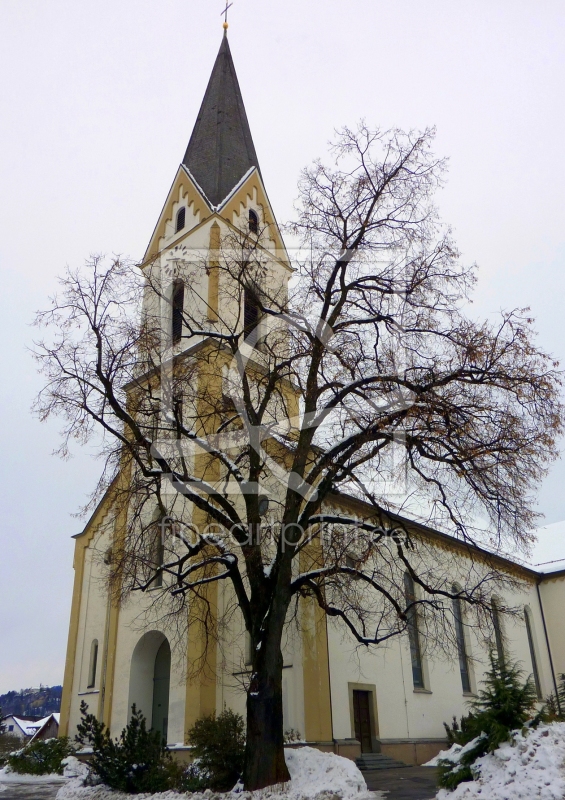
(59, 32, 565, 767)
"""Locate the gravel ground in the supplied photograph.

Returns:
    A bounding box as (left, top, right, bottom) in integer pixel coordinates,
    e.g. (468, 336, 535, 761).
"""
(0, 783, 61, 800)
(364, 767, 438, 800)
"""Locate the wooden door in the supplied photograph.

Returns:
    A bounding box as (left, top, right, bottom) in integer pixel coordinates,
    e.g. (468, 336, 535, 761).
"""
(353, 690, 373, 753)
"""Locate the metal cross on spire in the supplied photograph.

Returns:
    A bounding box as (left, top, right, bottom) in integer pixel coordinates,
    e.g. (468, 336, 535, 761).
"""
(221, 1, 233, 30)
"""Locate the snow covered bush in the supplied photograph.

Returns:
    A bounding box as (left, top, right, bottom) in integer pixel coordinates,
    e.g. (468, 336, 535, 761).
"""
(7, 737, 75, 775)
(186, 708, 245, 791)
(75, 701, 182, 793)
(437, 654, 542, 790)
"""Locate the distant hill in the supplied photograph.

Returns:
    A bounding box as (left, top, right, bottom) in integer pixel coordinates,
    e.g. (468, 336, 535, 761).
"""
(0, 686, 62, 718)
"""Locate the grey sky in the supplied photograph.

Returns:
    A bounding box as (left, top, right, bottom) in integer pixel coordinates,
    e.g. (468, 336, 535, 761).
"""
(1, 0, 564, 694)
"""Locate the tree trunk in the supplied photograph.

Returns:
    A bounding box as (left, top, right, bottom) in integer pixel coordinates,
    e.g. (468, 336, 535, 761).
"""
(243, 644, 290, 790)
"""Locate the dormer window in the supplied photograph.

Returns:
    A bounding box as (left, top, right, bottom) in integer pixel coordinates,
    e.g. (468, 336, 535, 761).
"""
(249, 209, 258, 235)
(176, 207, 186, 233)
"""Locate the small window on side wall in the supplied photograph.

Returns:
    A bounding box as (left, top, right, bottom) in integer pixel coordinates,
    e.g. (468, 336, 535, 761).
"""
(249, 209, 259, 235)
(452, 585, 471, 693)
(524, 606, 542, 700)
(176, 207, 186, 233)
(491, 598, 505, 665)
(404, 572, 425, 689)
(87, 639, 98, 689)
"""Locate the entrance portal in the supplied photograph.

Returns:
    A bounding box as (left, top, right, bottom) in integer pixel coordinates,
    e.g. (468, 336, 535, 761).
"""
(151, 639, 171, 742)
(128, 631, 171, 743)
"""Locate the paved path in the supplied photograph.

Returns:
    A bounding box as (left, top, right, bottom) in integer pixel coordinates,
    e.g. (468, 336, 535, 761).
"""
(364, 766, 439, 800)
(0, 782, 62, 800)
(0, 769, 439, 800)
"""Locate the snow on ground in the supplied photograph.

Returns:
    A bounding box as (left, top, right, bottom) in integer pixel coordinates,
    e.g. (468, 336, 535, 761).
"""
(431, 723, 565, 800)
(56, 748, 385, 800)
(0, 767, 66, 784)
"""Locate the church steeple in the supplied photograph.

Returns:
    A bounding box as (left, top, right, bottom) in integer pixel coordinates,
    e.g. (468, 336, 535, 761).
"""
(182, 35, 260, 207)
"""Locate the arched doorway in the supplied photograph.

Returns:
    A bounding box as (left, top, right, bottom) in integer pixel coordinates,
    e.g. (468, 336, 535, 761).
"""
(128, 632, 171, 742)
(151, 639, 171, 742)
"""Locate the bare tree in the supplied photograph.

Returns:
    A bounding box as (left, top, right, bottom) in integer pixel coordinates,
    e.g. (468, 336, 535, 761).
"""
(33, 124, 562, 790)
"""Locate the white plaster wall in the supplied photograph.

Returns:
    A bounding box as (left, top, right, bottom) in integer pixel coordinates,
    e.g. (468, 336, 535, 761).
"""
(327, 571, 554, 743)
(539, 574, 565, 677)
(67, 520, 112, 736)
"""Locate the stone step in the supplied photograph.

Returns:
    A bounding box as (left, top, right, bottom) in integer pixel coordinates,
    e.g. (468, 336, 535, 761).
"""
(356, 753, 410, 770)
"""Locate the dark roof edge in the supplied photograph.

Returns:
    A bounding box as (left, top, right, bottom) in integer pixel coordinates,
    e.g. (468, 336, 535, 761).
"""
(327, 490, 543, 582)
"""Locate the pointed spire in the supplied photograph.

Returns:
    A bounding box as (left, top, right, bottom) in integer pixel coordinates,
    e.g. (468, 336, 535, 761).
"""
(182, 35, 260, 207)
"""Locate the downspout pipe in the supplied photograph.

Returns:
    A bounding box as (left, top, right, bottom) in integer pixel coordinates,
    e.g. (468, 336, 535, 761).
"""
(536, 576, 560, 713)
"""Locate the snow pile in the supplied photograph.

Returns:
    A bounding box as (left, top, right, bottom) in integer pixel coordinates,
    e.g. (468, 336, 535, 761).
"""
(57, 746, 384, 800)
(433, 722, 565, 800)
(62, 757, 90, 781)
(284, 746, 368, 798)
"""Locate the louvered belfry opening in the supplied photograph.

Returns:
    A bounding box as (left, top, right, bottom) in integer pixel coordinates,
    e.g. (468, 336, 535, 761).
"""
(249, 209, 259, 234)
(172, 281, 184, 344)
(244, 287, 259, 333)
(176, 207, 186, 232)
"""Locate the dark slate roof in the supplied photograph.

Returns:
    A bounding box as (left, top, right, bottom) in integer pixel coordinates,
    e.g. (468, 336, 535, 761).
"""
(182, 34, 260, 207)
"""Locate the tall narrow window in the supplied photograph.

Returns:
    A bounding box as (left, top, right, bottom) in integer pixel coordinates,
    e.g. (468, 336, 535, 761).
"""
(452, 587, 471, 693)
(243, 287, 259, 332)
(244, 631, 253, 666)
(492, 598, 505, 665)
(404, 572, 424, 688)
(172, 281, 184, 344)
(152, 525, 165, 589)
(87, 639, 98, 689)
(176, 207, 186, 233)
(525, 607, 542, 700)
(248, 209, 258, 234)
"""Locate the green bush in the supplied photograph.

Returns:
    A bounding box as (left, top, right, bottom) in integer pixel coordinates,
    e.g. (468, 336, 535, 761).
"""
(438, 654, 542, 790)
(76, 701, 182, 794)
(186, 708, 245, 791)
(7, 737, 75, 775)
(544, 673, 565, 721)
(0, 734, 22, 768)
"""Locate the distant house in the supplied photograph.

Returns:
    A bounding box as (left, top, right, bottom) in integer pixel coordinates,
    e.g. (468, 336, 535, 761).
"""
(3, 713, 59, 741)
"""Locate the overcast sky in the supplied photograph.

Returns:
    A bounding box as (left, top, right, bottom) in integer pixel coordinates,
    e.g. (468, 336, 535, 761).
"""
(1, 0, 565, 695)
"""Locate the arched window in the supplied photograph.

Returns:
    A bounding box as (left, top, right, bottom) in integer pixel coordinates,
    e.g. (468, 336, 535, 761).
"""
(404, 572, 424, 688)
(452, 585, 471, 693)
(172, 281, 184, 344)
(524, 606, 542, 700)
(491, 598, 505, 665)
(248, 209, 259, 235)
(175, 207, 186, 233)
(87, 639, 98, 689)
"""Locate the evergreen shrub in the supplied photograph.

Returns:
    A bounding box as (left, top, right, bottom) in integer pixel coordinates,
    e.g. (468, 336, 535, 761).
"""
(76, 701, 182, 794)
(438, 654, 542, 790)
(186, 708, 245, 791)
(7, 737, 75, 775)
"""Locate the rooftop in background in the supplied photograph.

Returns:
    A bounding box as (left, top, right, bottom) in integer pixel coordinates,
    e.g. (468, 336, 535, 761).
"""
(528, 519, 565, 573)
